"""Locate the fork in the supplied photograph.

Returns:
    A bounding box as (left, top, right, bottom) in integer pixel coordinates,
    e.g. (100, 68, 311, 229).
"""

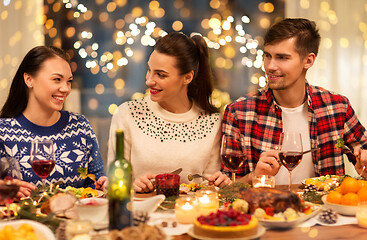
(340, 145, 366, 177)
(189, 173, 210, 182)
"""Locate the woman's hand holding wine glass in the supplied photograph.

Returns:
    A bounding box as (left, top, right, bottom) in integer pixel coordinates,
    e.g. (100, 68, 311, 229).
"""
(221, 134, 246, 183)
(278, 132, 303, 191)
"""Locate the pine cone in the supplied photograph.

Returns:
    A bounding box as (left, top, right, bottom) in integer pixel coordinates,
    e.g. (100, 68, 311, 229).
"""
(318, 208, 338, 224)
(304, 184, 318, 192)
(133, 211, 150, 226)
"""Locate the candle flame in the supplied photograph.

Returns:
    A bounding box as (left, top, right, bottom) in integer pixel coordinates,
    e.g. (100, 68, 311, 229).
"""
(260, 175, 266, 185)
(199, 195, 210, 204)
(182, 202, 194, 210)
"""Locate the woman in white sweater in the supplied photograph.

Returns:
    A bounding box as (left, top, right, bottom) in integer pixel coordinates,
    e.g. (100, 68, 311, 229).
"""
(108, 32, 231, 193)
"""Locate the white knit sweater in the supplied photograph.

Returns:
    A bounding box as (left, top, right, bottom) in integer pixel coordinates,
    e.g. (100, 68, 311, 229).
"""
(107, 97, 221, 184)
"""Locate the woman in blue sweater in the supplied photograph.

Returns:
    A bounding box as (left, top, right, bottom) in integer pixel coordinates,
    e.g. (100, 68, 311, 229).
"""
(0, 46, 107, 198)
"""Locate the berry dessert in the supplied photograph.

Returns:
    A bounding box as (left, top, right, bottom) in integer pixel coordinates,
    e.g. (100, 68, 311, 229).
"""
(193, 209, 258, 238)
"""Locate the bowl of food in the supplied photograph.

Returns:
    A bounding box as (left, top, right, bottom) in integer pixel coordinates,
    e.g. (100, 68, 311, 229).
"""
(75, 197, 108, 224)
(321, 195, 357, 216)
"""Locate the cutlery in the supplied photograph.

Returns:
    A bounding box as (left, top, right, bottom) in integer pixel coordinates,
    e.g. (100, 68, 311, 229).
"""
(301, 148, 320, 155)
(340, 145, 358, 164)
(170, 167, 183, 175)
(189, 173, 210, 182)
(339, 145, 366, 177)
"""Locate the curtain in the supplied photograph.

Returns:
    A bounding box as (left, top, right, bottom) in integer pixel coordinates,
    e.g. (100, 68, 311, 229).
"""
(0, 1, 44, 107)
(286, 0, 367, 126)
(286, 0, 367, 176)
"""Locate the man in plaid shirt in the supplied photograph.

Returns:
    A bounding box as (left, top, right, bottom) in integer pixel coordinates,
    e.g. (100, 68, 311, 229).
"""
(222, 18, 367, 184)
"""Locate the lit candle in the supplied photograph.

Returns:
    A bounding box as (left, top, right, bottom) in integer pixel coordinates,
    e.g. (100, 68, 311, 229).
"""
(175, 197, 199, 224)
(252, 175, 275, 188)
(65, 220, 92, 240)
(357, 202, 367, 228)
(195, 190, 219, 216)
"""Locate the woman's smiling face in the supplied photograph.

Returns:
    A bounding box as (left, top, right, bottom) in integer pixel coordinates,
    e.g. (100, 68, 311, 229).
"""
(26, 56, 73, 114)
(145, 50, 190, 111)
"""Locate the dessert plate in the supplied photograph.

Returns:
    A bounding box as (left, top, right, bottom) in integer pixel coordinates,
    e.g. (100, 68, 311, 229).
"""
(187, 225, 265, 240)
(321, 195, 357, 216)
(258, 204, 322, 229)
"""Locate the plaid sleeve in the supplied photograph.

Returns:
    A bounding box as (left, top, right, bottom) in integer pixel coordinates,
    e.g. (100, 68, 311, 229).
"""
(343, 99, 367, 152)
(221, 103, 250, 177)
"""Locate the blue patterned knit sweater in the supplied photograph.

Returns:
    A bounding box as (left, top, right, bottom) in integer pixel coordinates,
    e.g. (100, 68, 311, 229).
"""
(0, 111, 105, 189)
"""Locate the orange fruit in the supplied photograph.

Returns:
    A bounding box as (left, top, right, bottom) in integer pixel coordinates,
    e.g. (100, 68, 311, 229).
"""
(326, 191, 343, 204)
(358, 180, 367, 190)
(340, 177, 359, 194)
(358, 187, 367, 202)
(341, 193, 360, 206)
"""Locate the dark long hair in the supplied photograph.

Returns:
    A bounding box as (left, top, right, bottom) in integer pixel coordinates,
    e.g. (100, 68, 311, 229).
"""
(154, 32, 218, 114)
(0, 46, 70, 118)
(264, 18, 321, 58)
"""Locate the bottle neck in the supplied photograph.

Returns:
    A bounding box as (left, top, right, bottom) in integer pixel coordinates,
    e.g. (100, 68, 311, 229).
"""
(115, 131, 124, 160)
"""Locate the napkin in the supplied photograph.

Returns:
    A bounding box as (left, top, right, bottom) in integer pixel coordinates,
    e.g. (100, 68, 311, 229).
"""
(148, 211, 192, 236)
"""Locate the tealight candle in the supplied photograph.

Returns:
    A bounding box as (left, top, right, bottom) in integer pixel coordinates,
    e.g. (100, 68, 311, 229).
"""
(65, 220, 92, 240)
(175, 197, 199, 224)
(252, 175, 275, 188)
(356, 202, 367, 228)
(195, 190, 219, 216)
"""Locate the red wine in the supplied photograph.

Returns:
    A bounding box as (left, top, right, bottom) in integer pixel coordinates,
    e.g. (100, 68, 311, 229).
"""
(31, 159, 55, 179)
(0, 183, 19, 201)
(221, 154, 245, 171)
(279, 152, 302, 171)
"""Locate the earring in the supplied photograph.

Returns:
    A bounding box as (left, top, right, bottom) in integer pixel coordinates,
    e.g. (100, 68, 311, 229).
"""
(28, 85, 32, 88)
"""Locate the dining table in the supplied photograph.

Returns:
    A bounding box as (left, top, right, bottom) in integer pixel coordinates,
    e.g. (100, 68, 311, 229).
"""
(134, 184, 367, 240)
(2, 184, 367, 240)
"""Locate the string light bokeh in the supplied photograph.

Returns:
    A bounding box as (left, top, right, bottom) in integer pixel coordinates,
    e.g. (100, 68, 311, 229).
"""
(42, 0, 284, 117)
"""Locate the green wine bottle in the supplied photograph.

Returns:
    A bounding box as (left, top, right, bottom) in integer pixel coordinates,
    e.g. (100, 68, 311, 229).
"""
(108, 129, 133, 230)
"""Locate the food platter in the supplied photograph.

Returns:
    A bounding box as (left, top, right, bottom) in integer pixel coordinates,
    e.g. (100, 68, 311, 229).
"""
(321, 195, 357, 216)
(0, 219, 56, 240)
(62, 187, 104, 198)
(187, 225, 266, 240)
(258, 204, 322, 229)
(302, 175, 341, 191)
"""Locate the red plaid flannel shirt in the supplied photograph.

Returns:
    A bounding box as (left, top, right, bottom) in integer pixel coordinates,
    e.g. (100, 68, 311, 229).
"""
(222, 82, 367, 178)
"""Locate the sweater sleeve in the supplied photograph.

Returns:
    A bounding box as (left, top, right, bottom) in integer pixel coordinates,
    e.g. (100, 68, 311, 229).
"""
(107, 102, 132, 168)
(82, 115, 105, 187)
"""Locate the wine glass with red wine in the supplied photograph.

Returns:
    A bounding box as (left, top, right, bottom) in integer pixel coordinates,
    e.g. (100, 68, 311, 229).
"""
(221, 134, 246, 183)
(30, 139, 56, 190)
(278, 132, 303, 191)
(0, 157, 21, 220)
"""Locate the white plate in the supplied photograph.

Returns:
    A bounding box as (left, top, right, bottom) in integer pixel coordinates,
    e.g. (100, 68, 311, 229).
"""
(302, 176, 340, 190)
(321, 195, 357, 216)
(0, 219, 56, 240)
(258, 204, 322, 229)
(187, 225, 265, 240)
(63, 189, 104, 198)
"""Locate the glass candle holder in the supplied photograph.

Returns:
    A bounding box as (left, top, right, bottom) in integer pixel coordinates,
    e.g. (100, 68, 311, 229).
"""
(195, 189, 219, 216)
(155, 173, 180, 197)
(175, 196, 199, 224)
(252, 175, 275, 188)
(65, 220, 92, 240)
(356, 201, 367, 228)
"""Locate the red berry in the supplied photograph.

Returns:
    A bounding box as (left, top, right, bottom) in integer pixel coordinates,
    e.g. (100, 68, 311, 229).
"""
(265, 207, 274, 216)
